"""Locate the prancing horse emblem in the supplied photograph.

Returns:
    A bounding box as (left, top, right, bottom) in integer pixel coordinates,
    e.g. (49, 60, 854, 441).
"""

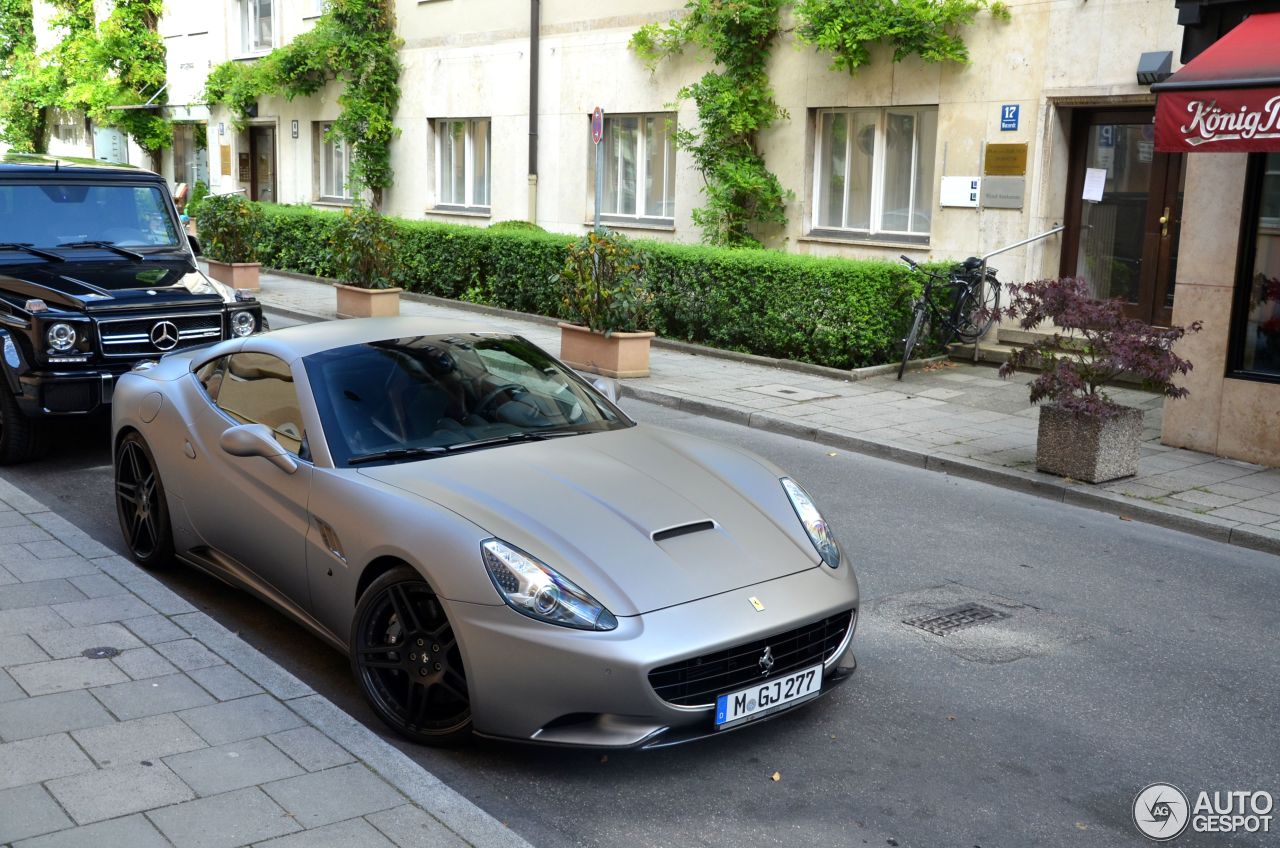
(150, 321, 179, 351)
(758, 645, 775, 676)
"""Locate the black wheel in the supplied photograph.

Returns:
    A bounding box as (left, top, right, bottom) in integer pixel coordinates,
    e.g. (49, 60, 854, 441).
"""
(0, 382, 48, 464)
(351, 566, 472, 746)
(897, 306, 928, 380)
(114, 432, 174, 568)
(952, 277, 1000, 343)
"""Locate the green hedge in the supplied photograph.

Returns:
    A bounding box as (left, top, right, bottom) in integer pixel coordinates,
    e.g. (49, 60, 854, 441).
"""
(252, 203, 931, 370)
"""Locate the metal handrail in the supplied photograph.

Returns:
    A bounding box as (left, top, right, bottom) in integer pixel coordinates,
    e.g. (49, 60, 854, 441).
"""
(972, 224, 1066, 360)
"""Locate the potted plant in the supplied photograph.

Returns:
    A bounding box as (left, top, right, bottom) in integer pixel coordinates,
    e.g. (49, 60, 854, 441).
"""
(994, 277, 1200, 484)
(330, 205, 402, 318)
(196, 193, 263, 290)
(555, 229, 655, 378)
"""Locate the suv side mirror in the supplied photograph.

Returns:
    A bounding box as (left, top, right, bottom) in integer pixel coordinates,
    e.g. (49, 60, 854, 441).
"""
(188, 234, 203, 256)
(220, 423, 297, 474)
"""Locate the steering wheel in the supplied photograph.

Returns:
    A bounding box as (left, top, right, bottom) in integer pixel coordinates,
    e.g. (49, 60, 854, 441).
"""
(475, 383, 525, 417)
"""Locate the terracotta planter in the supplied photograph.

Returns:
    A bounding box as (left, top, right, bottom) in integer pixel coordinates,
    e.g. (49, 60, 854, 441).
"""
(1035, 404, 1143, 484)
(335, 283, 402, 319)
(558, 323, 654, 378)
(205, 259, 260, 291)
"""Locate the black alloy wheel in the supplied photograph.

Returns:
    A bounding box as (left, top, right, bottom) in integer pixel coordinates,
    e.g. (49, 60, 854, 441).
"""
(113, 432, 174, 568)
(0, 382, 48, 464)
(352, 566, 472, 746)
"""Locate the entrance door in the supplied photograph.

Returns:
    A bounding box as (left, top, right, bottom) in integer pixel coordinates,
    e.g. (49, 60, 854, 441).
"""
(249, 126, 276, 203)
(1062, 109, 1184, 326)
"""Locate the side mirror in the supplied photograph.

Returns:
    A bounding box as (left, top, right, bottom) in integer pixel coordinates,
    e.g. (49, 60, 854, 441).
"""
(584, 374, 620, 404)
(188, 234, 203, 256)
(219, 423, 298, 474)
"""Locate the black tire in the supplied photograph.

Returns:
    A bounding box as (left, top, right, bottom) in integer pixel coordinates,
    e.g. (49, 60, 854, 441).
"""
(351, 566, 472, 746)
(952, 278, 999, 343)
(113, 431, 174, 569)
(897, 306, 928, 380)
(0, 382, 49, 464)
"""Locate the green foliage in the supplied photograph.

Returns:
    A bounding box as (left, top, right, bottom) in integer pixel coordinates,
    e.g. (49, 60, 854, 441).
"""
(557, 230, 653, 334)
(185, 179, 210, 219)
(330, 205, 399, 289)
(203, 0, 403, 206)
(794, 0, 1010, 74)
(195, 194, 264, 264)
(489, 220, 545, 232)
(0, 0, 33, 62)
(631, 1, 790, 247)
(254, 204, 922, 369)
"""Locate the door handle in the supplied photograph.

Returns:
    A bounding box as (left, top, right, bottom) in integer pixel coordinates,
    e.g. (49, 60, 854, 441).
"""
(1159, 206, 1170, 238)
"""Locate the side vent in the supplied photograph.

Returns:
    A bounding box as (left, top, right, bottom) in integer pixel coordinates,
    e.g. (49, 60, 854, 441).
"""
(315, 518, 347, 563)
(651, 520, 716, 542)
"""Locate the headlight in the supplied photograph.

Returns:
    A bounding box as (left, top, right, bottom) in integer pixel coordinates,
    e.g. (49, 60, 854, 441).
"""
(781, 478, 840, 568)
(481, 539, 618, 631)
(231, 310, 256, 337)
(46, 322, 77, 352)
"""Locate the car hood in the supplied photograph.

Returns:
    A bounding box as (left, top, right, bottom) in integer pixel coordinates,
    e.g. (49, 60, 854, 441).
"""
(0, 261, 231, 313)
(357, 425, 823, 616)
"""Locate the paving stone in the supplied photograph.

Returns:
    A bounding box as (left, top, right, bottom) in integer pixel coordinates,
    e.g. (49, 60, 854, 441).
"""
(52, 596, 156, 627)
(121, 614, 188, 645)
(47, 762, 195, 825)
(0, 784, 73, 844)
(1235, 495, 1280, 517)
(0, 733, 96, 791)
(262, 764, 403, 828)
(124, 576, 197, 616)
(112, 646, 179, 680)
(1, 557, 101, 583)
(178, 694, 304, 746)
(22, 540, 77, 560)
(0, 690, 114, 742)
(0, 579, 86, 611)
(0, 633, 49, 666)
(155, 639, 224, 671)
(67, 574, 128, 599)
(0, 508, 27, 527)
(173, 614, 314, 700)
(366, 805, 468, 848)
(1206, 505, 1278, 526)
(188, 664, 263, 701)
(147, 787, 301, 848)
(91, 673, 215, 721)
(29, 623, 143, 659)
(12, 813, 170, 848)
(0, 524, 54, 545)
(165, 736, 303, 796)
(256, 817, 397, 848)
(0, 667, 23, 702)
(267, 726, 353, 772)
(73, 713, 207, 767)
(9, 655, 129, 696)
(0, 562, 15, 584)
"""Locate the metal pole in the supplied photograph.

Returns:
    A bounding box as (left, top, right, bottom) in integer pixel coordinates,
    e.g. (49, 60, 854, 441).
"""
(527, 0, 539, 224)
(972, 224, 1066, 361)
(594, 137, 603, 232)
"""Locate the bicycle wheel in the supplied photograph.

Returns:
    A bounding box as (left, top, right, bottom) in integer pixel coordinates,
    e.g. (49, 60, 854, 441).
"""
(953, 275, 1001, 343)
(897, 304, 928, 380)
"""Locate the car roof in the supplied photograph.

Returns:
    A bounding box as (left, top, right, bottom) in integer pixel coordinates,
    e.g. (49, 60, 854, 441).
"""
(244, 316, 501, 361)
(0, 153, 160, 180)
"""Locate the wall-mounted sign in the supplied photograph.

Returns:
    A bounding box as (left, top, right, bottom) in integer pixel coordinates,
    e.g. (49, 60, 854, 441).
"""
(1000, 104, 1020, 132)
(984, 143, 1028, 176)
(238, 152, 251, 182)
(591, 107, 604, 145)
(980, 176, 1025, 209)
(218, 122, 225, 137)
(940, 176, 980, 208)
(291, 120, 299, 139)
(219, 144, 232, 176)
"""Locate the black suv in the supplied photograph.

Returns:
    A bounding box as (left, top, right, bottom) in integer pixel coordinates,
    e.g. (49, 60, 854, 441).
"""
(0, 154, 265, 463)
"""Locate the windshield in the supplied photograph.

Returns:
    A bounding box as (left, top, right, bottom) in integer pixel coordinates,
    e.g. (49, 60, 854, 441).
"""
(0, 183, 181, 249)
(304, 333, 631, 466)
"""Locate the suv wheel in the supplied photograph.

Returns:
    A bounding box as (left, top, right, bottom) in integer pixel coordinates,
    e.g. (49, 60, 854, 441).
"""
(0, 383, 48, 464)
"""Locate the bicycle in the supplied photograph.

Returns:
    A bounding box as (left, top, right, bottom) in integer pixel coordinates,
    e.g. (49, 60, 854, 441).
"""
(896, 255, 1001, 380)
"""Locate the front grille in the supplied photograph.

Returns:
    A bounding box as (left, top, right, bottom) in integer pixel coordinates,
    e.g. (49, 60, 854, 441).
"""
(98, 312, 223, 358)
(648, 609, 854, 707)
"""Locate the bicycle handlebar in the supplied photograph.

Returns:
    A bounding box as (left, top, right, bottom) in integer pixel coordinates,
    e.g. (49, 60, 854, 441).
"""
(899, 254, 918, 270)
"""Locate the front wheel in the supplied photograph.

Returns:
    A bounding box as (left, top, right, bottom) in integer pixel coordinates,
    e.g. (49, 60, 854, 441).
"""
(0, 382, 48, 464)
(897, 306, 928, 380)
(351, 566, 472, 746)
(952, 279, 1000, 343)
(114, 431, 174, 568)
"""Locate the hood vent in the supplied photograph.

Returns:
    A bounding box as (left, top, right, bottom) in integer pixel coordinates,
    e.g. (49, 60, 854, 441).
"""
(651, 520, 716, 542)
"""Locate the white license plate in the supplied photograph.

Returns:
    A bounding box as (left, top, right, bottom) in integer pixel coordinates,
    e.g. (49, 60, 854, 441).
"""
(714, 663, 823, 730)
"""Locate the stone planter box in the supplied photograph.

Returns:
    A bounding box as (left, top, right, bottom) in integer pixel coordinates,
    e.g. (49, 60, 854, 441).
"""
(558, 323, 654, 378)
(1036, 404, 1143, 484)
(204, 259, 260, 291)
(336, 283, 402, 319)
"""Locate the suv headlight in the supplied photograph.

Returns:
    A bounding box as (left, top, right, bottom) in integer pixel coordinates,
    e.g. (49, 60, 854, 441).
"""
(231, 310, 257, 337)
(46, 322, 78, 352)
(482, 539, 618, 631)
(781, 478, 840, 568)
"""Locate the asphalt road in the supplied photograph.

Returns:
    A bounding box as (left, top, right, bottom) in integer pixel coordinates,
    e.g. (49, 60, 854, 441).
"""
(3, 314, 1277, 848)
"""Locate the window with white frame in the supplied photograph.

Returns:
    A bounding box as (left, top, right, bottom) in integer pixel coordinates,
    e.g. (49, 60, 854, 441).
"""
(316, 122, 352, 201)
(599, 113, 676, 220)
(813, 106, 937, 238)
(240, 0, 273, 53)
(436, 119, 491, 210)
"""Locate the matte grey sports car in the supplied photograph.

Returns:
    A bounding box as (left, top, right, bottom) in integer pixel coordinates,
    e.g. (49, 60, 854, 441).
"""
(111, 317, 859, 747)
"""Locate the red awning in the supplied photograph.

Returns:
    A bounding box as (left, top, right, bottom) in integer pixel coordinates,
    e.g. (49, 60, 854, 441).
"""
(1154, 11, 1280, 153)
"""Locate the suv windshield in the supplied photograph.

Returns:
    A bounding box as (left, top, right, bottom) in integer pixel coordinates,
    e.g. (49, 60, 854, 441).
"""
(0, 183, 181, 250)
(303, 333, 631, 466)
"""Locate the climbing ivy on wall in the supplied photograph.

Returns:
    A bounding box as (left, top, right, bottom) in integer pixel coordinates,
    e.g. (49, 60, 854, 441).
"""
(204, 0, 403, 208)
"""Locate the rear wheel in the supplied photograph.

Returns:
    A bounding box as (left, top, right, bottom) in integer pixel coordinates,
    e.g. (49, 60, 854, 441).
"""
(351, 566, 472, 746)
(897, 305, 928, 380)
(952, 277, 1000, 343)
(114, 432, 174, 569)
(0, 382, 48, 464)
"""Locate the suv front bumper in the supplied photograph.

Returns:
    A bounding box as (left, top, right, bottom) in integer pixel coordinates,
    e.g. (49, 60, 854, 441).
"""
(15, 366, 133, 416)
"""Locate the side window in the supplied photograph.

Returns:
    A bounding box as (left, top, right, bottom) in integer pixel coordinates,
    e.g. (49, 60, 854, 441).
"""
(195, 356, 227, 401)
(215, 352, 305, 455)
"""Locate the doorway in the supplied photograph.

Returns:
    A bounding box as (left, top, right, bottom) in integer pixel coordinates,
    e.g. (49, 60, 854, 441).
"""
(1061, 108, 1184, 326)
(249, 125, 276, 203)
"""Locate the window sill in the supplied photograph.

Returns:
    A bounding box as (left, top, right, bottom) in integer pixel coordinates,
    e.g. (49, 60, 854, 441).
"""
(233, 51, 273, 62)
(426, 206, 491, 219)
(312, 199, 354, 208)
(587, 217, 676, 233)
(801, 230, 930, 249)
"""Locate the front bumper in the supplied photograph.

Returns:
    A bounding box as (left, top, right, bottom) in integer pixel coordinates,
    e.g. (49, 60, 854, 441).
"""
(449, 564, 860, 748)
(15, 366, 133, 416)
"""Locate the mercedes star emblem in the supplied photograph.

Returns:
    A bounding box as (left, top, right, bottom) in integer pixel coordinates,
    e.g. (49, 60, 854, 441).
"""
(150, 320, 179, 351)
(758, 645, 775, 676)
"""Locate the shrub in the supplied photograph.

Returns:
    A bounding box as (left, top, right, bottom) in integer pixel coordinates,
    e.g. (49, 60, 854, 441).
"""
(185, 180, 210, 220)
(558, 230, 653, 334)
(489, 219, 545, 232)
(195, 193, 263, 264)
(330, 205, 399, 289)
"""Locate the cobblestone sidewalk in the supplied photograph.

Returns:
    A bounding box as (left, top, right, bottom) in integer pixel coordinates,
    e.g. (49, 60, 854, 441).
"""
(0, 477, 529, 848)
(256, 269, 1280, 557)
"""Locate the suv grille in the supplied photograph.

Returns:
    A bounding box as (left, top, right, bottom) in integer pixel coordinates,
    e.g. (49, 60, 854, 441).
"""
(98, 313, 223, 358)
(648, 609, 855, 707)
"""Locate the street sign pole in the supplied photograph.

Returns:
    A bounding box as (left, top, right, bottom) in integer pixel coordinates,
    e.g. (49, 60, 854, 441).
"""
(592, 107, 604, 232)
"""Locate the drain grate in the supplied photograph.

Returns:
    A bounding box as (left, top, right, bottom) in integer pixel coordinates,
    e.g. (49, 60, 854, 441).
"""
(82, 646, 122, 660)
(903, 604, 1009, 636)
